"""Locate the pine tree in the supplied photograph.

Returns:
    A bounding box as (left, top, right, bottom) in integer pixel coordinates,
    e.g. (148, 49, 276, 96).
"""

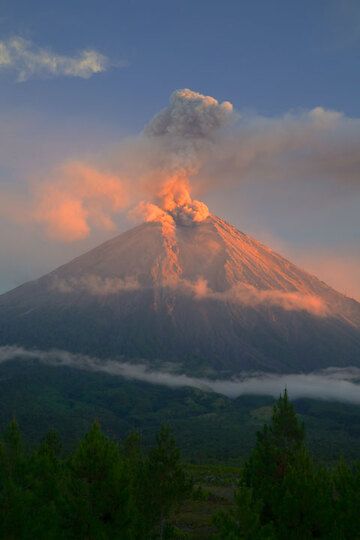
(331, 458, 360, 539)
(68, 421, 132, 539)
(216, 391, 334, 539)
(121, 431, 148, 539)
(24, 430, 68, 539)
(214, 481, 275, 539)
(141, 425, 193, 539)
(242, 389, 306, 521)
(0, 419, 31, 539)
(276, 447, 333, 539)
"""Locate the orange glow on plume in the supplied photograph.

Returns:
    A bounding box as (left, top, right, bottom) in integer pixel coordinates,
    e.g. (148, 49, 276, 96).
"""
(134, 171, 209, 231)
(33, 162, 127, 241)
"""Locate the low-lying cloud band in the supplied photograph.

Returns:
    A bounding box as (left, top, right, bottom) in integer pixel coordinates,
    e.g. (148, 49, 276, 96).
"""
(0, 345, 359, 404)
(50, 274, 327, 316)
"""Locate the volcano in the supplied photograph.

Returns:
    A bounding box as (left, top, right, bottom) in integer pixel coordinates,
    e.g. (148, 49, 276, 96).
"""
(1, 214, 360, 375)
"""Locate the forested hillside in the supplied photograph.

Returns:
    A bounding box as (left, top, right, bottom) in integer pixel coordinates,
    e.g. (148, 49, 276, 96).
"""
(1, 392, 360, 539)
(1, 361, 360, 463)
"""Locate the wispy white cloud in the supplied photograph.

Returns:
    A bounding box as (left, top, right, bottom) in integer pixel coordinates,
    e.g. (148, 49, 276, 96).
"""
(50, 271, 328, 316)
(179, 278, 328, 317)
(0, 345, 359, 404)
(0, 36, 117, 81)
(51, 274, 140, 295)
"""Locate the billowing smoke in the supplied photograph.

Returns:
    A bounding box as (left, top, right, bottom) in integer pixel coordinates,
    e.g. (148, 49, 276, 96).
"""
(133, 89, 233, 229)
(0, 345, 359, 405)
(144, 174, 210, 225)
(144, 89, 233, 139)
(132, 172, 210, 234)
(2, 88, 359, 245)
(10, 89, 234, 240)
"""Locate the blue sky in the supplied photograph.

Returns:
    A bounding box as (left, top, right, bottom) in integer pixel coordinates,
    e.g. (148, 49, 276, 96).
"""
(1, 1, 360, 122)
(0, 0, 359, 298)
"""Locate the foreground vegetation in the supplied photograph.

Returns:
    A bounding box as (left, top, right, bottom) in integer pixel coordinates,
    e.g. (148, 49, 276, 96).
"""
(215, 391, 360, 539)
(1, 391, 360, 538)
(1, 361, 360, 464)
(0, 422, 193, 539)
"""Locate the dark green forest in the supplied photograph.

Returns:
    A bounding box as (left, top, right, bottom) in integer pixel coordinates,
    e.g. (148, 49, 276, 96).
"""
(1, 361, 360, 464)
(1, 391, 360, 539)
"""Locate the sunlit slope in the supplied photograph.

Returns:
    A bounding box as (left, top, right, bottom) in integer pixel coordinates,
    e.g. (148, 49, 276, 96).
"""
(1, 215, 360, 374)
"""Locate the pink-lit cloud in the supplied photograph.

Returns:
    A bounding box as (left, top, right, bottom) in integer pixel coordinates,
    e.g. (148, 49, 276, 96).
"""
(178, 278, 328, 316)
(32, 162, 127, 241)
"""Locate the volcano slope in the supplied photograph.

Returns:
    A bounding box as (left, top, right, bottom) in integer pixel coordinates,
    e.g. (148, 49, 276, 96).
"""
(0, 214, 360, 376)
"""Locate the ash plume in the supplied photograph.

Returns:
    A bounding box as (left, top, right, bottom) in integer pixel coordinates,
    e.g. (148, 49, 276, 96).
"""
(133, 89, 233, 229)
(2, 89, 233, 241)
(1, 87, 359, 252)
(144, 88, 233, 141)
